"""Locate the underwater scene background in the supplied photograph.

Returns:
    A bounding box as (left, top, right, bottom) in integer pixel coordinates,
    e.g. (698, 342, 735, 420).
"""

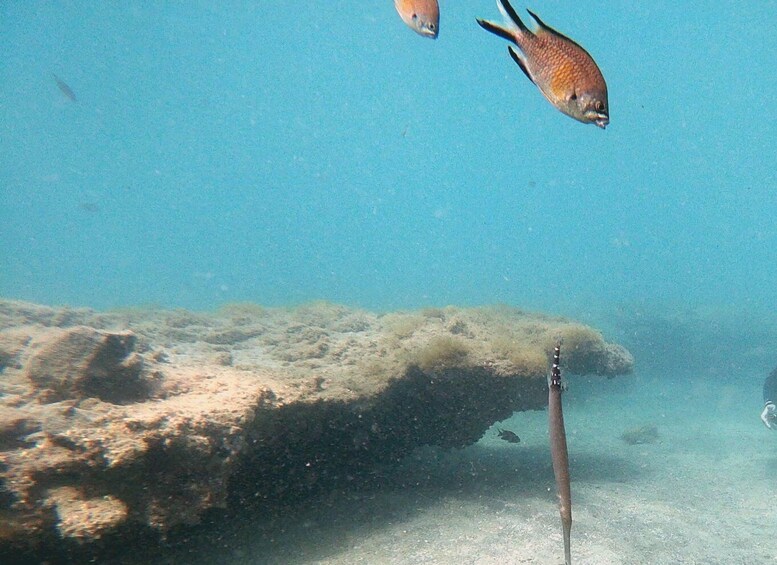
(1, 1, 776, 564)
(2, 1, 775, 315)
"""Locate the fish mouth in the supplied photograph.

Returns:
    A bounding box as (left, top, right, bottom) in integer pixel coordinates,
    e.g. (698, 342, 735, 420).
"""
(419, 27, 438, 39)
(583, 109, 608, 128)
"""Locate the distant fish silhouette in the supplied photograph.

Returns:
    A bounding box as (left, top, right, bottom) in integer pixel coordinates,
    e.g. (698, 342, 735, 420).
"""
(78, 202, 100, 213)
(497, 428, 521, 443)
(52, 74, 77, 102)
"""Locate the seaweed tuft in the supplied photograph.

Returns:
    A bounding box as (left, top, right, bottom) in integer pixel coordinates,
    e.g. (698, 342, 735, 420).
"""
(410, 336, 471, 373)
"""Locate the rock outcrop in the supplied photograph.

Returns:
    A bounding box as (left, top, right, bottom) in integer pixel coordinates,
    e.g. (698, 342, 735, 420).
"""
(0, 300, 633, 550)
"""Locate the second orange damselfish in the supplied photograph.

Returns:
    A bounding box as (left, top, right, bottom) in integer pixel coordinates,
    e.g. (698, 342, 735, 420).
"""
(394, 0, 439, 39)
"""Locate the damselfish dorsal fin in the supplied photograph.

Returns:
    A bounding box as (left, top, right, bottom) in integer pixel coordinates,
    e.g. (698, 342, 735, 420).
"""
(508, 45, 535, 84)
(526, 9, 588, 51)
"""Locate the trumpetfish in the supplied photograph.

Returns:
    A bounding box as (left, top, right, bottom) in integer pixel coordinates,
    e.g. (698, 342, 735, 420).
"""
(549, 342, 572, 565)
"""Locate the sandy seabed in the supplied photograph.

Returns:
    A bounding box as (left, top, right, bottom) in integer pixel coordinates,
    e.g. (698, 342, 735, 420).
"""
(1, 299, 774, 564)
(124, 369, 776, 565)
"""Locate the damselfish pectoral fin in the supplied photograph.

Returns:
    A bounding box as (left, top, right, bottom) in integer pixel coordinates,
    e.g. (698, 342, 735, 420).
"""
(549, 62, 578, 100)
(508, 45, 534, 83)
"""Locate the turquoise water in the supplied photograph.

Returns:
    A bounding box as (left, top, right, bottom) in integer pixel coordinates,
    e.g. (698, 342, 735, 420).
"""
(2, 1, 775, 315)
(2, 3, 777, 564)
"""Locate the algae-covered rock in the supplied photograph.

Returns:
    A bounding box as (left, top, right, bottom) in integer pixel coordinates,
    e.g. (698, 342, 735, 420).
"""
(24, 326, 150, 404)
(0, 299, 633, 551)
(410, 335, 472, 372)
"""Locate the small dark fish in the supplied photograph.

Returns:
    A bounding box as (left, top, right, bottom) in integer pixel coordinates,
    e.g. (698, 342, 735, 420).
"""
(394, 0, 439, 39)
(497, 428, 521, 443)
(78, 202, 100, 213)
(52, 74, 77, 102)
(620, 424, 659, 445)
(477, 0, 609, 128)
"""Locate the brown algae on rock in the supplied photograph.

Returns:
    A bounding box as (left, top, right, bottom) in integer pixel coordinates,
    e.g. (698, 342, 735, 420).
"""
(409, 335, 472, 372)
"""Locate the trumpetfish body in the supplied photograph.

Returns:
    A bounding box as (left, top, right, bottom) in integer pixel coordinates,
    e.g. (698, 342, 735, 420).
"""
(549, 342, 572, 565)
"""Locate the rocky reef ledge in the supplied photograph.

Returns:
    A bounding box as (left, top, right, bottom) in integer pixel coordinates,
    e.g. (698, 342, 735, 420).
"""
(0, 299, 632, 549)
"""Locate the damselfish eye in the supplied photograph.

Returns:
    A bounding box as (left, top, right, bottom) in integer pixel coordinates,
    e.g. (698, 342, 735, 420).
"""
(428, 23, 436, 30)
(595, 101, 605, 111)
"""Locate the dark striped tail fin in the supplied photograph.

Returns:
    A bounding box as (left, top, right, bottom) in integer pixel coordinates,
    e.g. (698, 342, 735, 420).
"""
(476, 18, 515, 43)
